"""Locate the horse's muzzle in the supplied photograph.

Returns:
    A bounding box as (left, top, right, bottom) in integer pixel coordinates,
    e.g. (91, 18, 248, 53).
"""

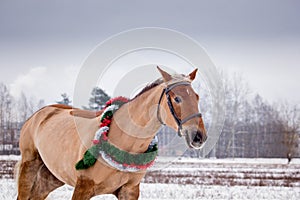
(184, 129, 207, 149)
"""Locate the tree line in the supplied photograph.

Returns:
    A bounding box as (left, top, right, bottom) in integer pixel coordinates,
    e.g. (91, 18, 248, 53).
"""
(0, 71, 299, 158)
(0, 83, 45, 154)
(183, 71, 300, 159)
(0, 83, 110, 154)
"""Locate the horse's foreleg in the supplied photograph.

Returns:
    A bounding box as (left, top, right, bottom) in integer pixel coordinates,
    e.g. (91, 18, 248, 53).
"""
(29, 163, 64, 200)
(114, 184, 140, 200)
(71, 177, 95, 200)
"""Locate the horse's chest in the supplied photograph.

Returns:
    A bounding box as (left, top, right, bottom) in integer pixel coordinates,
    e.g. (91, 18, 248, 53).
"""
(102, 172, 129, 187)
(93, 172, 142, 195)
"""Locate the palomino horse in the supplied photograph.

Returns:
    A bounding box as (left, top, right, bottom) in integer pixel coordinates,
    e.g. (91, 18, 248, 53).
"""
(16, 67, 207, 200)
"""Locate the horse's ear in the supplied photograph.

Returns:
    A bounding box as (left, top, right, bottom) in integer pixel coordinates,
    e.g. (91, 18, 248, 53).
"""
(188, 68, 198, 81)
(157, 66, 172, 82)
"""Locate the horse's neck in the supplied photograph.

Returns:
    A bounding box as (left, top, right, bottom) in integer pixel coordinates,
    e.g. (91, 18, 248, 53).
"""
(108, 87, 162, 153)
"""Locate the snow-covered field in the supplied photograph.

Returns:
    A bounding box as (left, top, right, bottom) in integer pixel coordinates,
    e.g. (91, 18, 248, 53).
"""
(1, 179, 300, 200)
(1, 156, 300, 199)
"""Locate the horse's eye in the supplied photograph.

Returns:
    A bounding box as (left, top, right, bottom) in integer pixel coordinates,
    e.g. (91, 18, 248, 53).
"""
(174, 96, 182, 104)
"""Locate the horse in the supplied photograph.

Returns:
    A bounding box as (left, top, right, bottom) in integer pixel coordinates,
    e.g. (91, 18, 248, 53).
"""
(16, 66, 207, 200)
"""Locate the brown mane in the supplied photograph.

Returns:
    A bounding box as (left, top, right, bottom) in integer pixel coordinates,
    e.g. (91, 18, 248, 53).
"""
(132, 78, 163, 100)
(131, 73, 187, 100)
(50, 104, 73, 109)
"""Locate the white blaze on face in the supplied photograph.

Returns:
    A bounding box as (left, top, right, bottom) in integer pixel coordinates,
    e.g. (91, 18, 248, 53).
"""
(186, 89, 190, 95)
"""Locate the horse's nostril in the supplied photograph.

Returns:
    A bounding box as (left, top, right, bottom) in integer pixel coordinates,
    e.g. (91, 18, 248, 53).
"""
(193, 131, 203, 143)
(192, 130, 208, 144)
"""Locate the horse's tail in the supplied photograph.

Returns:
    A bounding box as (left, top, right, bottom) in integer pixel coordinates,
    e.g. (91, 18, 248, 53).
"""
(14, 159, 21, 189)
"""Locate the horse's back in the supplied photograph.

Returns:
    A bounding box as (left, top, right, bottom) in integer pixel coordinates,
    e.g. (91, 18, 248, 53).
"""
(20, 104, 99, 146)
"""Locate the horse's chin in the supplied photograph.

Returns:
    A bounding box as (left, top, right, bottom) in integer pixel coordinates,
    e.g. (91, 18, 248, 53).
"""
(190, 141, 203, 149)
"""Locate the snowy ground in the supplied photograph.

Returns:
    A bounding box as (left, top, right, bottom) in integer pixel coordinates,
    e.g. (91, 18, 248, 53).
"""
(1, 156, 300, 199)
(1, 179, 300, 200)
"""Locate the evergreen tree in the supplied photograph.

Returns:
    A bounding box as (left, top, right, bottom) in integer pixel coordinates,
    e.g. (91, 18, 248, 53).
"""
(56, 93, 72, 105)
(85, 87, 110, 111)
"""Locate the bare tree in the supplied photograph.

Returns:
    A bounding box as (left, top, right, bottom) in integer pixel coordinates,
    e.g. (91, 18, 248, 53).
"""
(17, 92, 37, 123)
(0, 83, 45, 154)
(224, 72, 251, 157)
(18, 92, 29, 123)
(0, 83, 14, 153)
(279, 103, 300, 162)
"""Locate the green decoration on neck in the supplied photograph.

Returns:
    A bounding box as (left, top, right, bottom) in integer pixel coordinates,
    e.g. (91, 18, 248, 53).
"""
(75, 97, 158, 171)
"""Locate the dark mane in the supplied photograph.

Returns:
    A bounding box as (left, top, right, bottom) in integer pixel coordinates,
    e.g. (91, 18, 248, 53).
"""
(131, 78, 163, 100)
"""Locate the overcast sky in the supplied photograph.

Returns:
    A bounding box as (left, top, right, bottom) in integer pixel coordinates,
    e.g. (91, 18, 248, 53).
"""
(0, 0, 299, 105)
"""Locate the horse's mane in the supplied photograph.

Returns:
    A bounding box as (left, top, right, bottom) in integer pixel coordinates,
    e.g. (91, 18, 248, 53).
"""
(131, 74, 186, 100)
(131, 78, 163, 100)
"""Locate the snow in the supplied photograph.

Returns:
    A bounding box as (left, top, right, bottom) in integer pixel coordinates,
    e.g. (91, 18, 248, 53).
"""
(1, 156, 300, 199)
(1, 155, 300, 164)
(1, 179, 299, 200)
(0, 155, 20, 161)
(155, 157, 300, 165)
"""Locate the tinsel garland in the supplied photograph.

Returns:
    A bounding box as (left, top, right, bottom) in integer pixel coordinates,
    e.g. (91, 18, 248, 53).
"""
(75, 97, 158, 171)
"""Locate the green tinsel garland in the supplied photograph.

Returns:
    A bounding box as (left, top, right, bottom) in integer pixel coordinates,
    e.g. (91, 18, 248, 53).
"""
(75, 136, 158, 170)
(75, 97, 158, 170)
(100, 138, 158, 165)
(75, 145, 99, 170)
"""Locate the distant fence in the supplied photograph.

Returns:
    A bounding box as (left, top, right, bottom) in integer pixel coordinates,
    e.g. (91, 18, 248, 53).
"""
(1, 126, 299, 158)
(0, 127, 20, 155)
(1, 158, 300, 187)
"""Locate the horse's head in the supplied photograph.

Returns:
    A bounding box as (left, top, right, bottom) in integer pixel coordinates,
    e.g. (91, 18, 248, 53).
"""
(157, 67, 207, 149)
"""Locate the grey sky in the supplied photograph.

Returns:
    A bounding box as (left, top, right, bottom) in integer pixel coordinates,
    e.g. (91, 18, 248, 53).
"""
(0, 0, 299, 104)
